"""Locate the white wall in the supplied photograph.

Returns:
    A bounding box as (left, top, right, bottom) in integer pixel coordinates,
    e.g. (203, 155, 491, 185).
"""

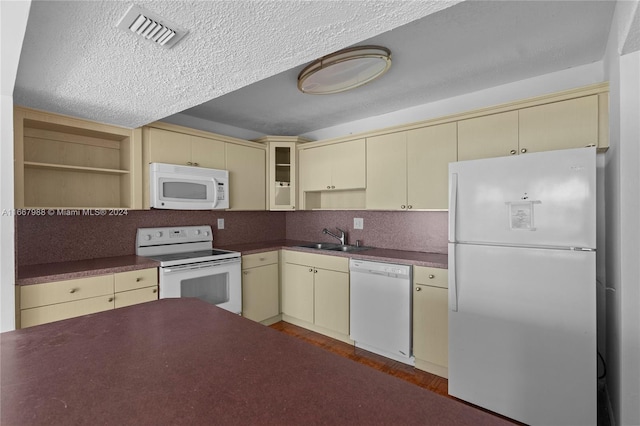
(0, 1, 31, 332)
(603, 0, 640, 424)
(301, 61, 604, 141)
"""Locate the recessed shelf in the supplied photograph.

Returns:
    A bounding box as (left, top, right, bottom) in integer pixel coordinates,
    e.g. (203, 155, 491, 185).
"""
(24, 162, 130, 175)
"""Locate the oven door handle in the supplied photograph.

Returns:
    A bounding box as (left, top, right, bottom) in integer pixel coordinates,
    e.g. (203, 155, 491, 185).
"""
(163, 258, 240, 273)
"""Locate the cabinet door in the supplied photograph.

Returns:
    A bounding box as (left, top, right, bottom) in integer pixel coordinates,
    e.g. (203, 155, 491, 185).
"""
(299, 145, 332, 191)
(519, 95, 598, 153)
(114, 287, 158, 309)
(226, 143, 266, 210)
(147, 128, 191, 165)
(366, 132, 407, 210)
(21, 295, 115, 328)
(191, 136, 226, 169)
(269, 142, 296, 210)
(331, 139, 366, 190)
(413, 284, 448, 369)
(457, 111, 519, 161)
(242, 263, 280, 322)
(407, 123, 457, 209)
(282, 263, 314, 323)
(314, 269, 349, 336)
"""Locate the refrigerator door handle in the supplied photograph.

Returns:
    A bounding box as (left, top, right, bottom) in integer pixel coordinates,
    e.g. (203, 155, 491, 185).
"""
(449, 243, 458, 312)
(449, 173, 458, 242)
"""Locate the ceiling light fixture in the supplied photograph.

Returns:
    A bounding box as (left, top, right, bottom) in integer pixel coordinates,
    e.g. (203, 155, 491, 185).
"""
(297, 46, 392, 95)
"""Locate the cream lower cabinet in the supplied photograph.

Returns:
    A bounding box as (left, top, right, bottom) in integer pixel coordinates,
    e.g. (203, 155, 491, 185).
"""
(19, 268, 158, 328)
(413, 266, 449, 378)
(281, 250, 350, 342)
(367, 123, 457, 210)
(226, 142, 266, 210)
(242, 251, 280, 325)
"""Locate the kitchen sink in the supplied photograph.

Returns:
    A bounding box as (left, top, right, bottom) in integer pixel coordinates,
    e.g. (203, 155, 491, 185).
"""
(295, 243, 373, 253)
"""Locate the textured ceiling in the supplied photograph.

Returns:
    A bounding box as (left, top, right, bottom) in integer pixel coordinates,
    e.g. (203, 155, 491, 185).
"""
(14, 0, 461, 129)
(180, 0, 618, 136)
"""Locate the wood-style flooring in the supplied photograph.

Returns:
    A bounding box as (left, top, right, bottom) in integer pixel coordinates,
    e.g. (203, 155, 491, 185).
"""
(269, 321, 521, 425)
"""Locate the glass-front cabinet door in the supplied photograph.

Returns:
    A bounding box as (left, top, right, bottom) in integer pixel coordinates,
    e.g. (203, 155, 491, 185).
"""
(259, 137, 302, 210)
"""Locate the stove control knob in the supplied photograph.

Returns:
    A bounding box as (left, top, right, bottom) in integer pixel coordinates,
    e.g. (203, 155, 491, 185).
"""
(194, 229, 201, 235)
(156, 232, 163, 238)
(144, 235, 152, 241)
(204, 231, 210, 236)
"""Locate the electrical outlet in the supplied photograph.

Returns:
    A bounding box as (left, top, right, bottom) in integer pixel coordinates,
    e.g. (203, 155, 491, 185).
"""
(217, 218, 224, 230)
(354, 218, 364, 230)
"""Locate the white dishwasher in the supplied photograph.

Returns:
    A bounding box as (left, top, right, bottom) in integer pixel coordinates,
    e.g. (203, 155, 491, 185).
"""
(349, 259, 414, 365)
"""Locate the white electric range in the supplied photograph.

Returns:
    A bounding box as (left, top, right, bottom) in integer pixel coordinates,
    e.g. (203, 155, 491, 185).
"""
(136, 225, 241, 314)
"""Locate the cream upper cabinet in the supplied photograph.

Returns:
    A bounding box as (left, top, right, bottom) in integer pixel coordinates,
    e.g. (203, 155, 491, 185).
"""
(413, 266, 449, 378)
(366, 132, 407, 210)
(407, 123, 457, 209)
(190, 135, 226, 169)
(367, 124, 455, 210)
(457, 111, 519, 161)
(299, 139, 365, 192)
(226, 143, 266, 210)
(147, 128, 225, 167)
(519, 95, 599, 153)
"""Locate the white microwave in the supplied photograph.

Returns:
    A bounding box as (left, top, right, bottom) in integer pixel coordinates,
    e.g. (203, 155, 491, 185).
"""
(150, 162, 229, 210)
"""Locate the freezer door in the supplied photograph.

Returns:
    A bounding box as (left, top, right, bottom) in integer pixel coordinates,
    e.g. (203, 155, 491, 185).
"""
(449, 147, 596, 248)
(448, 243, 596, 425)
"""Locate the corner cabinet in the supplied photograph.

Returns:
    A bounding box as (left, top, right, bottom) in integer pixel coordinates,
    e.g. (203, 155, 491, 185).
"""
(13, 107, 142, 209)
(413, 266, 448, 378)
(18, 268, 158, 329)
(255, 136, 308, 211)
(141, 123, 266, 210)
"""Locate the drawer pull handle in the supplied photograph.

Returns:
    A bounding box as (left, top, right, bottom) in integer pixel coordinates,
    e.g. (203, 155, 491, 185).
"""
(416, 287, 422, 291)
(259, 257, 266, 261)
(69, 288, 78, 294)
(429, 274, 435, 279)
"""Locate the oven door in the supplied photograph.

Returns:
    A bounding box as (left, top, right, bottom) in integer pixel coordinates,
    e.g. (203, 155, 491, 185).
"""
(159, 258, 241, 314)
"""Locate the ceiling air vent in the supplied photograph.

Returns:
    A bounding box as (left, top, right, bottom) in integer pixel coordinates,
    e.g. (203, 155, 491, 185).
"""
(116, 4, 188, 48)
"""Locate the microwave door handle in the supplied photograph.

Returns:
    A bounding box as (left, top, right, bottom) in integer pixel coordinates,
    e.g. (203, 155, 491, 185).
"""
(211, 177, 219, 209)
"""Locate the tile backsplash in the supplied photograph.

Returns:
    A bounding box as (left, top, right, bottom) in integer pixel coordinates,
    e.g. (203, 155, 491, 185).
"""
(16, 209, 447, 266)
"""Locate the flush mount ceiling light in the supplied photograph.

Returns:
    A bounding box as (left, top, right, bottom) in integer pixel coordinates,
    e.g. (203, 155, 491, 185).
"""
(298, 46, 392, 95)
(116, 4, 188, 49)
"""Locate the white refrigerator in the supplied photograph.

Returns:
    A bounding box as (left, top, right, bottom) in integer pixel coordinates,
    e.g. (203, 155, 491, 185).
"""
(448, 147, 597, 426)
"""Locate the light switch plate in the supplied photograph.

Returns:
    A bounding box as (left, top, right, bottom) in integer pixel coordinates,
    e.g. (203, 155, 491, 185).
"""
(217, 218, 224, 230)
(354, 218, 364, 230)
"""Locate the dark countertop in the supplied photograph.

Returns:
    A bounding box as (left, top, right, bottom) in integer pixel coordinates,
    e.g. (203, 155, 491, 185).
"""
(16, 255, 160, 286)
(16, 240, 446, 286)
(0, 299, 510, 426)
(221, 239, 448, 269)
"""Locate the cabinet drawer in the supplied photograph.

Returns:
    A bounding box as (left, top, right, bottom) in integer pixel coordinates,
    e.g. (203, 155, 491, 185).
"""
(114, 286, 158, 309)
(283, 250, 348, 273)
(114, 268, 158, 292)
(242, 251, 278, 269)
(21, 295, 115, 328)
(413, 266, 448, 289)
(20, 275, 114, 309)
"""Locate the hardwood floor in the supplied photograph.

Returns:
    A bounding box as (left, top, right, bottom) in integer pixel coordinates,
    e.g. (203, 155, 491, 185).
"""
(269, 321, 521, 425)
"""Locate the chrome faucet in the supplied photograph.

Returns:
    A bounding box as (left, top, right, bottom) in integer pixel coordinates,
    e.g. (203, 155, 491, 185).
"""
(323, 227, 347, 245)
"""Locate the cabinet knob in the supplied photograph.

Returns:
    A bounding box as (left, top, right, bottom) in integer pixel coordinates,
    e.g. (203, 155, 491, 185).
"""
(243, 271, 249, 275)
(194, 162, 199, 166)
(187, 161, 193, 166)
(401, 205, 406, 209)
(331, 186, 335, 189)
(429, 274, 435, 279)
(309, 268, 313, 272)
(152, 288, 158, 293)
(585, 144, 596, 148)
(259, 257, 266, 261)
(408, 205, 413, 209)
(314, 269, 318, 273)
(416, 287, 422, 291)
(292, 206, 295, 209)
(108, 297, 114, 302)
(69, 288, 78, 294)
(136, 277, 142, 282)
(510, 150, 517, 155)
(327, 186, 331, 189)
(521, 148, 527, 153)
